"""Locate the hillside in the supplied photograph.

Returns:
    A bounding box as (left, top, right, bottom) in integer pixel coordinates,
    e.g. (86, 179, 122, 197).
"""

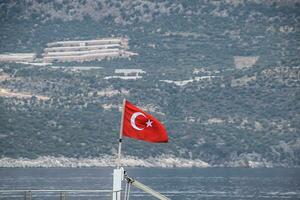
(0, 0, 299, 167)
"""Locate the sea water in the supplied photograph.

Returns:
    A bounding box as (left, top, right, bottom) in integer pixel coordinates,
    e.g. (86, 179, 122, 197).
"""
(0, 167, 299, 199)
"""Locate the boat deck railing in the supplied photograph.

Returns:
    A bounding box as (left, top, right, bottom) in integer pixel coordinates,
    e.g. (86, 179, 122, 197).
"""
(0, 189, 113, 199)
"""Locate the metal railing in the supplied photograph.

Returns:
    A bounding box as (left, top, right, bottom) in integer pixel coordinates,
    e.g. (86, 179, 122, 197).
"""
(0, 189, 112, 199)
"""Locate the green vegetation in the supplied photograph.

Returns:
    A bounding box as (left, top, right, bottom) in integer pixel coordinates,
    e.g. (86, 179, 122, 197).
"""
(0, 0, 299, 166)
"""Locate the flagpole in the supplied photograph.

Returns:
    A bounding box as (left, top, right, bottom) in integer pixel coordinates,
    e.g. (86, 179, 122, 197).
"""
(117, 98, 126, 169)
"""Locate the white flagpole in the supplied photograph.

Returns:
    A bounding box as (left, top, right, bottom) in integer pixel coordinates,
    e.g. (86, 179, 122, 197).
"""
(117, 98, 126, 169)
(112, 99, 126, 200)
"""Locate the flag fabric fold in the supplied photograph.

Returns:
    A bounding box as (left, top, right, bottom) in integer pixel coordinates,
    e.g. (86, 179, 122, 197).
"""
(122, 100, 168, 143)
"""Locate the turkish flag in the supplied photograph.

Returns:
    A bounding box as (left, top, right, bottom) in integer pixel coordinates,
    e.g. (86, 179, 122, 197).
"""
(122, 100, 168, 143)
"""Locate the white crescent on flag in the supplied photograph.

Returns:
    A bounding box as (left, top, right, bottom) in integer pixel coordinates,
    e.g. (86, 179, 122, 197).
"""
(130, 112, 146, 131)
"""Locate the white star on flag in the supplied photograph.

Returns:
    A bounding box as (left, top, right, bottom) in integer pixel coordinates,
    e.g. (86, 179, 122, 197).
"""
(146, 119, 153, 127)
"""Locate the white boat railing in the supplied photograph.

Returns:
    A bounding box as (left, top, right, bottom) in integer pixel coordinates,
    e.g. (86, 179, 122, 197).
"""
(124, 175, 170, 200)
(0, 189, 112, 199)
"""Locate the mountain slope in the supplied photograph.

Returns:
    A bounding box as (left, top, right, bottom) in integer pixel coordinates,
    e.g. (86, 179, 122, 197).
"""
(0, 0, 299, 167)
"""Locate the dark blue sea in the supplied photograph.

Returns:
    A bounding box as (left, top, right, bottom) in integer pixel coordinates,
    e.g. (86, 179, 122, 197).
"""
(0, 167, 299, 199)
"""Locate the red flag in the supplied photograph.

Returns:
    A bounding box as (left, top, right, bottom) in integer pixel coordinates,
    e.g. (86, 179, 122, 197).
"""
(122, 100, 168, 143)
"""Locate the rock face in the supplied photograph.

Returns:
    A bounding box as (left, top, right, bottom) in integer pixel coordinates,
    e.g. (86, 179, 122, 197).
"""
(0, 1, 299, 167)
(0, 38, 137, 63)
(43, 38, 137, 62)
(0, 156, 210, 168)
(0, 53, 36, 62)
